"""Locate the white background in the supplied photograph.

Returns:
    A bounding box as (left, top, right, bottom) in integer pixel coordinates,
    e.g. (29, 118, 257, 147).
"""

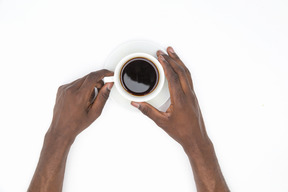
(0, 0, 288, 191)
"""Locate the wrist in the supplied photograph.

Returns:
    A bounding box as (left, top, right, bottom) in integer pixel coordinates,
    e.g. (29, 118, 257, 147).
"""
(182, 136, 213, 158)
(183, 138, 229, 192)
(45, 126, 76, 148)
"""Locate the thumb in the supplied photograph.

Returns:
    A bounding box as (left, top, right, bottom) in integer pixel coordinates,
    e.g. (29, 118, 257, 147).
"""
(131, 101, 165, 124)
(90, 83, 113, 118)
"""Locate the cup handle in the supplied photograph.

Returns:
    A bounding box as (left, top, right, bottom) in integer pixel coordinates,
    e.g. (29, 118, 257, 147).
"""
(103, 76, 114, 83)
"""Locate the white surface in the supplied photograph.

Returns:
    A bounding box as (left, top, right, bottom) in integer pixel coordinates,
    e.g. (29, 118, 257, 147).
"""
(0, 0, 288, 192)
(103, 40, 170, 110)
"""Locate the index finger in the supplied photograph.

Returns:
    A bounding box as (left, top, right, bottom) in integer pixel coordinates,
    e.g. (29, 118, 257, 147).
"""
(80, 69, 114, 95)
(167, 47, 193, 90)
(157, 54, 185, 105)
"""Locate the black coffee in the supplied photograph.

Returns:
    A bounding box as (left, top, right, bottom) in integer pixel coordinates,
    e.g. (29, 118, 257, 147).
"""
(120, 57, 159, 96)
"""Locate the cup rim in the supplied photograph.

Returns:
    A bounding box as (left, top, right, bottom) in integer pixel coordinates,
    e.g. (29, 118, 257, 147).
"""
(113, 52, 165, 102)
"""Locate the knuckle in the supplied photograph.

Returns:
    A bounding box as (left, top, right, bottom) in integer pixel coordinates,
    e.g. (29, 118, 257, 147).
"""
(185, 68, 191, 76)
(98, 69, 110, 74)
(172, 53, 180, 60)
(156, 117, 167, 127)
(140, 105, 150, 116)
(86, 72, 99, 83)
(57, 85, 64, 93)
(175, 57, 183, 64)
(177, 66, 186, 74)
(166, 57, 175, 65)
(171, 73, 180, 82)
(64, 87, 73, 94)
(183, 66, 191, 76)
(89, 110, 100, 120)
(94, 110, 102, 118)
(100, 91, 109, 100)
(163, 54, 169, 60)
(58, 85, 64, 90)
(88, 71, 98, 79)
(88, 70, 111, 82)
(90, 69, 110, 78)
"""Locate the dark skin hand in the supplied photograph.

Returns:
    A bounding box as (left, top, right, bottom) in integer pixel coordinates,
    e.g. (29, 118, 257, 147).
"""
(28, 70, 114, 192)
(28, 47, 229, 192)
(131, 47, 230, 192)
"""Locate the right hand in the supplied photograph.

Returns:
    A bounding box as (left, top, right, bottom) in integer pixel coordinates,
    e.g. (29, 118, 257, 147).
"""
(131, 47, 211, 149)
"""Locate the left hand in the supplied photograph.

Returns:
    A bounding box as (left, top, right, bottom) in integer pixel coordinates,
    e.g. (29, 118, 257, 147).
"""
(48, 70, 114, 142)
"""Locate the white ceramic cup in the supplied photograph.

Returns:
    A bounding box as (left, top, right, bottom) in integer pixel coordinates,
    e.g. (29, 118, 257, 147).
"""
(104, 52, 165, 102)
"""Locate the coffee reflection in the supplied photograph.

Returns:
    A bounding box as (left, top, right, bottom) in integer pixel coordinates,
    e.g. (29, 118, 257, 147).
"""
(120, 57, 159, 96)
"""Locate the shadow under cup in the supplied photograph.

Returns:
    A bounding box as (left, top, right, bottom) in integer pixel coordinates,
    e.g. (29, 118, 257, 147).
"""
(120, 57, 159, 96)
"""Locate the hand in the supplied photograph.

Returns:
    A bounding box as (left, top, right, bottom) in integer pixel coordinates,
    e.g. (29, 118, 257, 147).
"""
(132, 48, 230, 191)
(131, 47, 210, 149)
(28, 70, 114, 192)
(48, 70, 114, 142)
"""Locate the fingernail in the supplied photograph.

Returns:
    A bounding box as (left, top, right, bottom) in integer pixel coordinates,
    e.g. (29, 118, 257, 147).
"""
(169, 47, 175, 53)
(158, 50, 165, 55)
(131, 101, 140, 108)
(107, 83, 113, 91)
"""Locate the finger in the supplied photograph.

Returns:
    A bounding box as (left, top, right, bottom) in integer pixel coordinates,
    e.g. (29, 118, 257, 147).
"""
(166, 47, 185, 67)
(95, 80, 104, 89)
(167, 47, 193, 89)
(81, 69, 114, 90)
(89, 83, 114, 119)
(158, 50, 191, 93)
(157, 54, 184, 104)
(89, 88, 97, 103)
(157, 50, 165, 57)
(80, 69, 114, 98)
(131, 101, 166, 128)
(58, 75, 86, 92)
(68, 77, 86, 91)
(56, 77, 85, 100)
(90, 80, 105, 103)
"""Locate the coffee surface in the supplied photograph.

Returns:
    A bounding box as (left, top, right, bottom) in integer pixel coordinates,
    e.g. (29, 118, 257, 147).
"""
(120, 57, 158, 96)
